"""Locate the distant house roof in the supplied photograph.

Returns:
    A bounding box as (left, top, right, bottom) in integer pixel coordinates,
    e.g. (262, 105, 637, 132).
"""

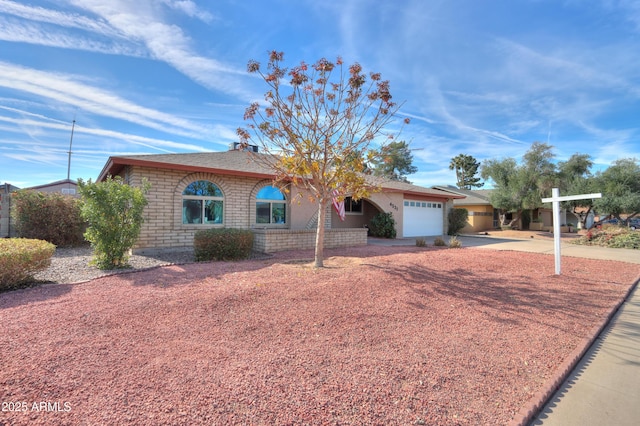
(377, 179, 465, 200)
(24, 179, 78, 191)
(99, 151, 464, 201)
(1, 183, 20, 193)
(432, 185, 493, 206)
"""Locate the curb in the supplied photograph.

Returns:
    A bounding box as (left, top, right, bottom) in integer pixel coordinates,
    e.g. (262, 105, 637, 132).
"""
(509, 277, 640, 426)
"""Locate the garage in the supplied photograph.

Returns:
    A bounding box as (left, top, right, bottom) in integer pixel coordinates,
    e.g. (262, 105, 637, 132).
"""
(402, 200, 444, 237)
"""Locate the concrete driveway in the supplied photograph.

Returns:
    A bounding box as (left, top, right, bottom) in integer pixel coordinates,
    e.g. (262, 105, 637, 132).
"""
(368, 234, 640, 265)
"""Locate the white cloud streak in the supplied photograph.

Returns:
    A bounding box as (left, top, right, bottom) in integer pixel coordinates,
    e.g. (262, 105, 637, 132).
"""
(66, 0, 252, 98)
(0, 62, 217, 139)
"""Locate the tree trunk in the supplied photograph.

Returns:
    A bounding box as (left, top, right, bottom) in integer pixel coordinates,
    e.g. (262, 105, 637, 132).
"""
(507, 211, 522, 228)
(573, 206, 591, 229)
(314, 201, 326, 268)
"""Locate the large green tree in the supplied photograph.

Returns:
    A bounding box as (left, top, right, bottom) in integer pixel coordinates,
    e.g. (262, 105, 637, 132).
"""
(557, 153, 596, 228)
(369, 140, 417, 183)
(594, 158, 640, 220)
(237, 52, 407, 267)
(449, 154, 484, 189)
(481, 142, 556, 227)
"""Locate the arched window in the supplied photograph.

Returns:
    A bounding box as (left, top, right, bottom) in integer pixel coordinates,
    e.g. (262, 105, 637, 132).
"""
(256, 185, 286, 224)
(182, 180, 223, 224)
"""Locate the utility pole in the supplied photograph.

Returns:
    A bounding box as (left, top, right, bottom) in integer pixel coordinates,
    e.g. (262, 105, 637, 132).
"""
(66, 119, 75, 181)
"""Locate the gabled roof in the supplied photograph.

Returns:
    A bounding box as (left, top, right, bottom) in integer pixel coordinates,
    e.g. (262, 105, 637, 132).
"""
(99, 150, 462, 201)
(432, 185, 493, 205)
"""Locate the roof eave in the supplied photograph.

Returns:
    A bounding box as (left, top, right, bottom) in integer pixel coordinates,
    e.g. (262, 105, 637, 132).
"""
(98, 156, 275, 182)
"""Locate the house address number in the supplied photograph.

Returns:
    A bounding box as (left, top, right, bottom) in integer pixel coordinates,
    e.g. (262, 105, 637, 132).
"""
(389, 202, 398, 211)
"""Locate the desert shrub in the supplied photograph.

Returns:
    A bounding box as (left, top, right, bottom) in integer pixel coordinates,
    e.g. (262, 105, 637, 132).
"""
(194, 228, 254, 261)
(608, 232, 640, 249)
(573, 226, 639, 250)
(11, 190, 86, 247)
(0, 238, 56, 291)
(415, 237, 426, 247)
(448, 208, 468, 236)
(369, 212, 396, 239)
(78, 176, 150, 269)
(433, 237, 446, 247)
(448, 236, 462, 248)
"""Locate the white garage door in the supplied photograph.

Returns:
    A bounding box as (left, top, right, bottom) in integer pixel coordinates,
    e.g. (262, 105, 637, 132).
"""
(403, 200, 443, 237)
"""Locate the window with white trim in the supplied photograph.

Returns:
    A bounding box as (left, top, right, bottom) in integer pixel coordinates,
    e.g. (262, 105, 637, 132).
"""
(182, 180, 223, 224)
(256, 185, 286, 224)
(345, 197, 362, 214)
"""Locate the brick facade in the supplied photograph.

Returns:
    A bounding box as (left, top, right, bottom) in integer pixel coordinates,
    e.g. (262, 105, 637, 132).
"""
(252, 228, 368, 253)
(100, 152, 458, 254)
(125, 165, 366, 254)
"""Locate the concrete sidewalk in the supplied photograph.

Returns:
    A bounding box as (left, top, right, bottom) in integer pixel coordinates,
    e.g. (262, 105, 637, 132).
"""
(530, 283, 640, 425)
(369, 235, 640, 425)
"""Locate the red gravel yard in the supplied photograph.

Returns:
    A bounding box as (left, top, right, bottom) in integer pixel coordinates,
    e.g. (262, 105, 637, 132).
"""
(1, 245, 638, 425)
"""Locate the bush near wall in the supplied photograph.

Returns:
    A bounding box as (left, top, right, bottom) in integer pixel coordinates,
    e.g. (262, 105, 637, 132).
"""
(369, 212, 397, 239)
(194, 228, 254, 261)
(448, 208, 469, 236)
(11, 190, 86, 247)
(0, 238, 56, 291)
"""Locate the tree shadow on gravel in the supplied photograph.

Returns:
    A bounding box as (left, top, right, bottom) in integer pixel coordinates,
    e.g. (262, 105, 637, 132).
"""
(368, 255, 631, 333)
(118, 257, 281, 288)
(106, 245, 424, 288)
(0, 282, 73, 309)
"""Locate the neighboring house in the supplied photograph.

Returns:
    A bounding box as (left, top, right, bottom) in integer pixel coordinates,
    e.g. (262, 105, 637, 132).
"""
(97, 149, 464, 254)
(433, 186, 497, 233)
(24, 179, 79, 196)
(436, 185, 588, 232)
(0, 183, 20, 238)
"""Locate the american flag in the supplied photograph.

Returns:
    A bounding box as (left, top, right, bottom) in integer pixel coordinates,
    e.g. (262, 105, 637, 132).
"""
(332, 189, 345, 221)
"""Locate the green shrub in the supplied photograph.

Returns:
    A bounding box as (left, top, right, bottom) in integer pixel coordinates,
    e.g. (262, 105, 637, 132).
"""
(78, 176, 150, 269)
(415, 237, 426, 247)
(448, 208, 468, 235)
(194, 228, 254, 261)
(0, 239, 56, 291)
(433, 237, 446, 247)
(448, 236, 462, 248)
(369, 212, 397, 239)
(11, 190, 86, 247)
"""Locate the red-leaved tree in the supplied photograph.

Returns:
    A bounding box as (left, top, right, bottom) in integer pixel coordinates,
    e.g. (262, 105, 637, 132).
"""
(238, 51, 408, 267)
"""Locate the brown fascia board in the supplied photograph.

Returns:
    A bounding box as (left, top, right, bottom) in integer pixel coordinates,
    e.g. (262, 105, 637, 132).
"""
(97, 156, 276, 182)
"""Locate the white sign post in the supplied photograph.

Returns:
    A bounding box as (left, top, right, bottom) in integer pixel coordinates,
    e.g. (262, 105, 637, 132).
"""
(541, 188, 602, 275)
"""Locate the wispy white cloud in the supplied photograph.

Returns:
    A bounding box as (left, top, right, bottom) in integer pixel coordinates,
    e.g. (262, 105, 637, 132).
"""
(160, 0, 214, 23)
(67, 0, 252, 98)
(0, 16, 145, 56)
(1, 0, 252, 100)
(0, 0, 119, 36)
(0, 62, 218, 139)
(0, 115, 209, 152)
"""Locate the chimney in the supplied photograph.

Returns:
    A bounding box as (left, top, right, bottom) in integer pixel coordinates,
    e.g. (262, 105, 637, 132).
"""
(229, 142, 259, 152)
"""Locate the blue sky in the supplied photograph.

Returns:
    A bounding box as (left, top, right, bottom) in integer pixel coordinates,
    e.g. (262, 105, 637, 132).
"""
(1, 0, 639, 189)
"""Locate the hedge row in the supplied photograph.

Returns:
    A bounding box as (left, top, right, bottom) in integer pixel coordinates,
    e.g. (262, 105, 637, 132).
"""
(194, 228, 254, 261)
(0, 238, 56, 291)
(11, 190, 85, 247)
